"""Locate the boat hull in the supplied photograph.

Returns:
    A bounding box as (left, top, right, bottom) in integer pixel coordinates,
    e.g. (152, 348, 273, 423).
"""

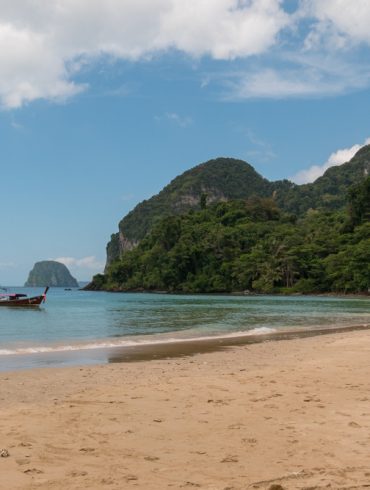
(0, 295, 45, 307)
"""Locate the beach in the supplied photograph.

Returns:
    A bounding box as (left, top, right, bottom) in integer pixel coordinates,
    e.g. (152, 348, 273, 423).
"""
(2, 329, 370, 489)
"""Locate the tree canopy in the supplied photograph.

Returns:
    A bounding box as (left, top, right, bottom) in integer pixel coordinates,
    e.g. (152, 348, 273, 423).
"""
(90, 178, 370, 294)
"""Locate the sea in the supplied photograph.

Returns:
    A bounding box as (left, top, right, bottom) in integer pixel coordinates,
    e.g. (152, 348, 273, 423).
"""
(0, 287, 369, 371)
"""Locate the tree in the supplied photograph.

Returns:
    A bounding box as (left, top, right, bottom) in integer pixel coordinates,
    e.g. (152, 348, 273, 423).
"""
(347, 176, 370, 228)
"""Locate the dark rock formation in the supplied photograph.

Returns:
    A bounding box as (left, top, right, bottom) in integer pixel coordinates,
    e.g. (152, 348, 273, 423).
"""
(25, 261, 78, 287)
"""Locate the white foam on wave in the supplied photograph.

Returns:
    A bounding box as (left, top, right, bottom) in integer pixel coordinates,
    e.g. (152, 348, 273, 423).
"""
(246, 327, 277, 335)
(0, 327, 279, 357)
(0, 350, 15, 356)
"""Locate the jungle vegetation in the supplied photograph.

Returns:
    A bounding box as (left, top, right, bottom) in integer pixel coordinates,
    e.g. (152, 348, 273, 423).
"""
(106, 147, 370, 265)
(91, 176, 370, 294)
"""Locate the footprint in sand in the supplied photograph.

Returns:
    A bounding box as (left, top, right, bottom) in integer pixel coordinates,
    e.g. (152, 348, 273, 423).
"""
(242, 438, 257, 445)
(221, 455, 238, 463)
(18, 442, 32, 448)
(125, 475, 138, 482)
(24, 468, 44, 474)
(16, 458, 30, 466)
(79, 447, 95, 452)
(68, 470, 88, 477)
(144, 456, 160, 461)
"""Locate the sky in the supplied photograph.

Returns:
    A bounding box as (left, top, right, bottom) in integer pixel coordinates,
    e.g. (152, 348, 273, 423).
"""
(1, 0, 370, 285)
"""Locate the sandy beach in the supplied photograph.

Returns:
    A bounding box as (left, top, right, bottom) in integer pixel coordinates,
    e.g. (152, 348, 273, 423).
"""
(2, 329, 370, 489)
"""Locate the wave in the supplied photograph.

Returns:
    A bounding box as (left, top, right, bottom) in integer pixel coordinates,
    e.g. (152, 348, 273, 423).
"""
(0, 327, 278, 356)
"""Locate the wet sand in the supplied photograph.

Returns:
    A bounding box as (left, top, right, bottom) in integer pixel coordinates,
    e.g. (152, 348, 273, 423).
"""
(1, 323, 369, 372)
(2, 328, 370, 489)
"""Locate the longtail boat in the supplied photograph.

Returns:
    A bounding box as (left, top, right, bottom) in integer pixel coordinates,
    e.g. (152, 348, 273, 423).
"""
(0, 287, 49, 307)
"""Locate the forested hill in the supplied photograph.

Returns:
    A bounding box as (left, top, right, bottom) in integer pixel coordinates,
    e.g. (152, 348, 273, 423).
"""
(275, 145, 370, 214)
(106, 146, 370, 267)
(106, 157, 293, 266)
(90, 176, 370, 294)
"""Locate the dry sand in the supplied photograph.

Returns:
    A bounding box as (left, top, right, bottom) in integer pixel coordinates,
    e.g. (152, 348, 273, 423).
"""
(1, 329, 370, 489)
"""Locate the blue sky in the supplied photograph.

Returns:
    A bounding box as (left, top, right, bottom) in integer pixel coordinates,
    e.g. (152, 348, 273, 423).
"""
(1, 0, 370, 285)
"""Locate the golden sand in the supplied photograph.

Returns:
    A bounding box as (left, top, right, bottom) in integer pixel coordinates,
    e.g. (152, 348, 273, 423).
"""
(2, 329, 370, 489)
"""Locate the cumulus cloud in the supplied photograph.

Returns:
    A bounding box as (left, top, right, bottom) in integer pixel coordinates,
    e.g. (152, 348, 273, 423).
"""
(0, 22, 84, 108)
(303, 0, 370, 47)
(54, 256, 104, 270)
(1, 1, 370, 107)
(155, 0, 289, 59)
(292, 138, 370, 184)
(0, 0, 289, 108)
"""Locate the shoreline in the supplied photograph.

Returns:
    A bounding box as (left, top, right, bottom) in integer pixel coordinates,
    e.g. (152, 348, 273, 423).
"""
(2, 328, 370, 488)
(83, 286, 370, 299)
(1, 322, 369, 372)
(107, 322, 370, 363)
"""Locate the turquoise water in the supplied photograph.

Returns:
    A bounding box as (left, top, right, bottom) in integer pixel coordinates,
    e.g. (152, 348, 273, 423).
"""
(0, 287, 369, 369)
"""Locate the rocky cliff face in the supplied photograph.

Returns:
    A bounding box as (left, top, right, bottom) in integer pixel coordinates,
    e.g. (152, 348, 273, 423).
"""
(106, 157, 279, 264)
(25, 261, 79, 287)
(105, 147, 370, 266)
(105, 233, 139, 270)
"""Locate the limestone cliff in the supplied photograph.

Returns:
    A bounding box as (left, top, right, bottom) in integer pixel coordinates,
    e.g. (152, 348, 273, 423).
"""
(25, 261, 79, 287)
(105, 148, 370, 267)
(106, 157, 287, 265)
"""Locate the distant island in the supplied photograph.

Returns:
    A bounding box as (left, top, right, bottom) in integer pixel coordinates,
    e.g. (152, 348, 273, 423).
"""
(86, 146, 370, 295)
(25, 261, 78, 288)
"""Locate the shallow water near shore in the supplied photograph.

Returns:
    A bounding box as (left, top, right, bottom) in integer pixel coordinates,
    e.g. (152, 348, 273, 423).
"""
(0, 287, 369, 370)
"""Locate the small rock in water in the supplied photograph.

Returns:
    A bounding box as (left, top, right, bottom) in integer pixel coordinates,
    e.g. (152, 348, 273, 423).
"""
(0, 449, 9, 458)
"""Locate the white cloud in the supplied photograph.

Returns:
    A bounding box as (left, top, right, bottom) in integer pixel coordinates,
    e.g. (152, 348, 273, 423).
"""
(54, 256, 104, 270)
(292, 138, 370, 184)
(1, 1, 370, 107)
(155, 112, 193, 127)
(304, 0, 370, 47)
(0, 0, 290, 108)
(155, 0, 289, 59)
(0, 22, 84, 108)
(227, 51, 370, 99)
(230, 68, 325, 99)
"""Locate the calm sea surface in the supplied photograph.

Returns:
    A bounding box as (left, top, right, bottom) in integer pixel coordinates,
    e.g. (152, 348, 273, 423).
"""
(0, 287, 369, 370)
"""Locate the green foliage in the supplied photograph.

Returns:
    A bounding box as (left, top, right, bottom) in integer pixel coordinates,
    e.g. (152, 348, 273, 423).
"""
(100, 147, 370, 293)
(200, 192, 208, 210)
(96, 195, 370, 294)
(347, 176, 370, 228)
(106, 148, 370, 265)
(275, 147, 370, 214)
(118, 158, 273, 241)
